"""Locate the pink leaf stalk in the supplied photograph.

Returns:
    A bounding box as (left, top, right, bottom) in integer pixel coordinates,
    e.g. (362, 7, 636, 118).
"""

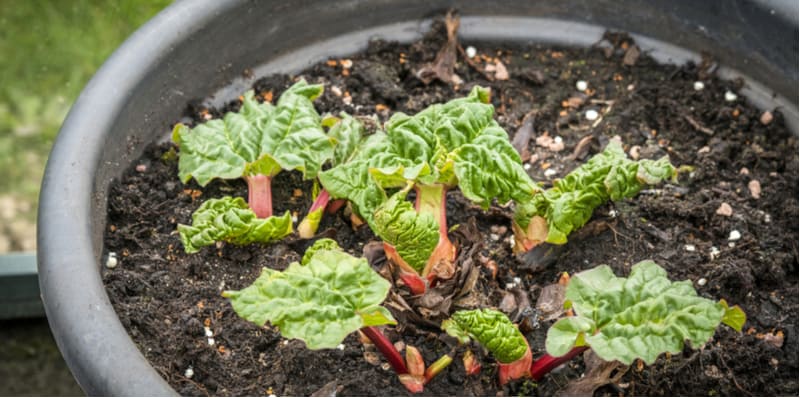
(246, 174, 273, 218)
(529, 346, 588, 381)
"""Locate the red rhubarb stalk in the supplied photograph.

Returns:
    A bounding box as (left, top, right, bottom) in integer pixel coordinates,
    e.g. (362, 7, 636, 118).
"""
(383, 243, 428, 295)
(246, 174, 273, 218)
(327, 198, 346, 214)
(498, 344, 532, 385)
(360, 326, 408, 375)
(414, 184, 456, 279)
(298, 189, 332, 238)
(529, 346, 588, 381)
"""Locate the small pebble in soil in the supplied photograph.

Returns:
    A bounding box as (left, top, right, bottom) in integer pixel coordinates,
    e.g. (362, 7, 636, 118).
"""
(585, 109, 599, 121)
(204, 326, 213, 337)
(336, 344, 345, 351)
(489, 233, 500, 241)
(465, 46, 477, 58)
(381, 363, 391, 371)
(135, 164, 147, 173)
(728, 242, 736, 248)
(709, 246, 720, 260)
(523, 163, 531, 170)
(331, 86, 342, 96)
(740, 167, 750, 175)
(575, 80, 588, 91)
(716, 202, 733, 216)
(627, 84, 635, 91)
(697, 278, 707, 286)
(490, 225, 508, 235)
(697, 146, 711, 154)
(693, 81, 705, 91)
(207, 337, 215, 346)
(544, 168, 557, 178)
(105, 252, 118, 269)
(729, 230, 742, 241)
(629, 145, 641, 160)
(764, 213, 772, 223)
(748, 180, 762, 199)
(724, 90, 738, 102)
(684, 244, 696, 252)
(760, 110, 774, 125)
(184, 367, 194, 379)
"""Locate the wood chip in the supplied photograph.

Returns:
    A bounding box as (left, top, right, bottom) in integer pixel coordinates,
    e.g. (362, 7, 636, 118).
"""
(748, 180, 762, 199)
(493, 61, 509, 80)
(760, 110, 774, 125)
(716, 202, 733, 217)
(622, 45, 641, 66)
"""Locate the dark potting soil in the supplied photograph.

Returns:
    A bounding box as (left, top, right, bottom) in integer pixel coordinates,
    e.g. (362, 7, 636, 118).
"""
(103, 18, 798, 396)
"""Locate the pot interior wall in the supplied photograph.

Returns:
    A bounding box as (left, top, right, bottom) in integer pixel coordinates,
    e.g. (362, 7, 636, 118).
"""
(44, 0, 796, 395)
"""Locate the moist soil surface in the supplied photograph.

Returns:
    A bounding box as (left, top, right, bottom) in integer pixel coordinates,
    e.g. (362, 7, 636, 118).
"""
(103, 18, 798, 396)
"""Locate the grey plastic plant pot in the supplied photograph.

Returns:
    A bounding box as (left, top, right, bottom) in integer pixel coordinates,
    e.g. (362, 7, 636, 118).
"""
(38, 0, 797, 395)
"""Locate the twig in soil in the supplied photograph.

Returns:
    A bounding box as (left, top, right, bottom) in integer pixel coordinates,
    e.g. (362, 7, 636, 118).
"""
(590, 100, 615, 128)
(416, 10, 462, 85)
(717, 354, 753, 396)
(511, 111, 536, 162)
(457, 45, 494, 81)
(684, 114, 715, 135)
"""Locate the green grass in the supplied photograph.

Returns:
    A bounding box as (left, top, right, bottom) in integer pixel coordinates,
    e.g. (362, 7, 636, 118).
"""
(0, 0, 172, 229)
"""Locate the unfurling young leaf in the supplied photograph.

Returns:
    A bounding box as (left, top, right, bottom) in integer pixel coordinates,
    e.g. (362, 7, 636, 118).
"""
(546, 260, 746, 365)
(223, 245, 396, 350)
(177, 197, 292, 254)
(372, 187, 439, 275)
(443, 309, 528, 364)
(443, 309, 532, 384)
(513, 140, 675, 251)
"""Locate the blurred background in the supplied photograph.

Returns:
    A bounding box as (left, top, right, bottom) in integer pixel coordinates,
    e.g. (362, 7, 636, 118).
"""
(0, 1, 171, 395)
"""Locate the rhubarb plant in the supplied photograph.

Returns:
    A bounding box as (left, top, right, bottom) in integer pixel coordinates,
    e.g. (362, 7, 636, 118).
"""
(546, 260, 746, 365)
(320, 86, 537, 291)
(443, 308, 532, 385)
(222, 239, 396, 349)
(224, 238, 454, 393)
(178, 197, 293, 254)
(443, 260, 745, 385)
(513, 140, 675, 252)
(298, 113, 386, 238)
(173, 80, 334, 251)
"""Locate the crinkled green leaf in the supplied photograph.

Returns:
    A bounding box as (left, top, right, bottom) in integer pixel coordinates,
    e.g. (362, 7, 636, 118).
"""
(327, 112, 365, 166)
(317, 126, 395, 227)
(177, 197, 292, 253)
(372, 188, 438, 274)
(318, 158, 388, 228)
(515, 140, 676, 244)
(223, 248, 395, 349)
(370, 86, 536, 203)
(545, 260, 744, 365)
(173, 80, 333, 186)
(301, 238, 342, 265)
(443, 309, 528, 364)
(545, 316, 595, 357)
